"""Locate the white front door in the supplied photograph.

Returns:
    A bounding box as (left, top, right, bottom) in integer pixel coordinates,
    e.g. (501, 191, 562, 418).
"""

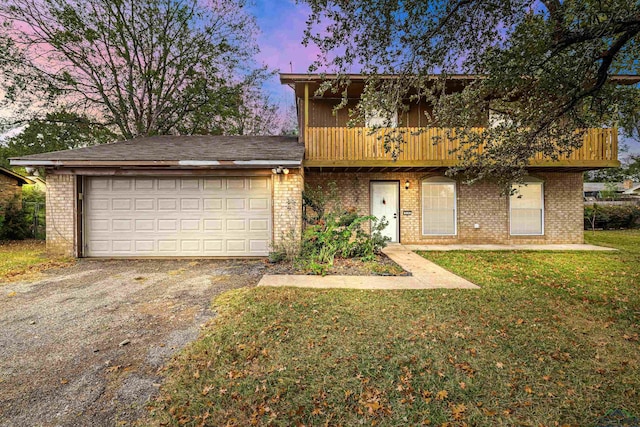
(370, 181, 399, 242)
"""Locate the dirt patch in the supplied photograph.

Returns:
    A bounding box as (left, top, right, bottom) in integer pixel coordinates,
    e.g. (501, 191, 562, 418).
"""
(265, 253, 408, 276)
(0, 259, 265, 426)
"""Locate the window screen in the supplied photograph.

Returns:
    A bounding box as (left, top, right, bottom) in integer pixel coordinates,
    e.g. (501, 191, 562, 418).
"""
(510, 182, 544, 235)
(422, 179, 456, 235)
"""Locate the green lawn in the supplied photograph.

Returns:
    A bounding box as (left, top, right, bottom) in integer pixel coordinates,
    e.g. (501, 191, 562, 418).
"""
(0, 240, 72, 282)
(148, 231, 640, 426)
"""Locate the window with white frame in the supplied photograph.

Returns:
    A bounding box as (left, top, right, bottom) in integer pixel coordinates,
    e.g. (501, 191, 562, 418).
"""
(365, 108, 398, 128)
(422, 177, 456, 235)
(510, 180, 544, 235)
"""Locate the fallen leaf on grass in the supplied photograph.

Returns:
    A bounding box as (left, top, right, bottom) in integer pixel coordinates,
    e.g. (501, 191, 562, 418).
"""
(435, 390, 448, 401)
(451, 403, 466, 420)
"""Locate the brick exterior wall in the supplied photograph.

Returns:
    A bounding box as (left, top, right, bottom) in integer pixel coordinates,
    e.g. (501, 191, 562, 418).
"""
(46, 174, 77, 256)
(0, 174, 22, 210)
(43, 167, 580, 258)
(305, 171, 584, 244)
(272, 169, 304, 250)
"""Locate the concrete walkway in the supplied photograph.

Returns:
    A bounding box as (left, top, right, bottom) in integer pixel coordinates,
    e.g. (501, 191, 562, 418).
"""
(257, 245, 479, 290)
(405, 243, 617, 251)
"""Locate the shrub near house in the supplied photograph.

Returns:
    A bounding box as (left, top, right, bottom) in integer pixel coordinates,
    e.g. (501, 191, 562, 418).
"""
(0, 196, 31, 240)
(584, 204, 640, 230)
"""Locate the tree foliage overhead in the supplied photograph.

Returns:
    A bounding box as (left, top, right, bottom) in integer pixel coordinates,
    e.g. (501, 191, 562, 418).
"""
(302, 0, 640, 185)
(0, 0, 278, 139)
(0, 110, 117, 168)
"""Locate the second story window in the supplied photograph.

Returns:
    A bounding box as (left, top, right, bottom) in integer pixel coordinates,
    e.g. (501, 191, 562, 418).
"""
(365, 108, 398, 128)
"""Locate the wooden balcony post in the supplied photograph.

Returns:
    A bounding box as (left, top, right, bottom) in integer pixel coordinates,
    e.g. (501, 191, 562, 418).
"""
(304, 83, 309, 129)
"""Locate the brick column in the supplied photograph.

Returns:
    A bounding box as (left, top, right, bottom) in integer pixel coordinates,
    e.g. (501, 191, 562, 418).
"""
(46, 174, 76, 256)
(272, 169, 304, 252)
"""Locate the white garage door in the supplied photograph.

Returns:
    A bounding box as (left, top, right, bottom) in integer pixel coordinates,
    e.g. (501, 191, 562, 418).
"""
(84, 176, 272, 257)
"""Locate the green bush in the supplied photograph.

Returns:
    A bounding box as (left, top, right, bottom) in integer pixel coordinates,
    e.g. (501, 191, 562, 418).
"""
(0, 195, 31, 240)
(295, 181, 391, 274)
(299, 207, 390, 273)
(584, 204, 640, 230)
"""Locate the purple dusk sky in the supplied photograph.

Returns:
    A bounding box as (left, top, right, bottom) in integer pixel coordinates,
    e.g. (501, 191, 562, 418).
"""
(249, 0, 319, 108)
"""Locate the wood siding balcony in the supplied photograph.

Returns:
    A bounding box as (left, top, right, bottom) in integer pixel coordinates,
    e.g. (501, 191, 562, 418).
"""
(303, 127, 619, 168)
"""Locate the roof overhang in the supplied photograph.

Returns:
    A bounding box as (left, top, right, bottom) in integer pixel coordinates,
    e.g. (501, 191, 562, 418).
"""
(279, 73, 482, 85)
(10, 159, 303, 168)
(280, 73, 640, 85)
(0, 166, 33, 185)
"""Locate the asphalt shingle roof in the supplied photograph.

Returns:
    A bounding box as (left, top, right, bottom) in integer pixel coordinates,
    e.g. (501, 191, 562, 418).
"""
(11, 135, 304, 163)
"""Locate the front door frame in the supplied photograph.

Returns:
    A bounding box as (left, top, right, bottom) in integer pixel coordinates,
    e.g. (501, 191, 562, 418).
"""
(370, 180, 400, 243)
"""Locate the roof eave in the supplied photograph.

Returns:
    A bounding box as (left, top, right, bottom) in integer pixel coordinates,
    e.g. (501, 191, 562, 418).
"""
(9, 159, 303, 168)
(0, 166, 32, 185)
(279, 73, 640, 85)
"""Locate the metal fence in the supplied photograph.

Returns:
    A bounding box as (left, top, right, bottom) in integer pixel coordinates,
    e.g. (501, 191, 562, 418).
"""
(22, 200, 46, 239)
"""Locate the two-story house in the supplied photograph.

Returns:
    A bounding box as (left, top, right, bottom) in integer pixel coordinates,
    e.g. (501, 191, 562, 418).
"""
(10, 73, 629, 257)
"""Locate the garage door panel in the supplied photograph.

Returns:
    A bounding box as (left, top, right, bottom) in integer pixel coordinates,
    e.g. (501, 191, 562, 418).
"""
(204, 219, 223, 231)
(204, 198, 223, 210)
(226, 198, 245, 210)
(226, 219, 246, 231)
(158, 179, 177, 190)
(135, 199, 155, 210)
(180, 219, 201, 231)
(89, 219, 109, 232)
(135, 240, 155, 252)
(113, 179, 132, 191)
(158, 219, 178, 231)
(158, 199, 177, 211)
(204, 178, 223, 190)
(89, 240, 110, 252)
(90, 178, 109, 190)
(112, 219, 132, 231)
(112, 198, 132, 210)
(226, 240, 246, 252)
(158, 240, 178, 252)
(180, 240, 201, 252)
(90, 199, 109, 211)
(181, 179, 200, 190)
(85, 176, 272, 257)
(250, 240, 269, 252)
(226, 178, 245, 190)
(112, 240, 132, 252)
(135, 219, 155, 231)
(249, 198, 269, 210)
(180, 198, 200, 211)
(249, 177, 269, 190)
(135, 179, 154, 190)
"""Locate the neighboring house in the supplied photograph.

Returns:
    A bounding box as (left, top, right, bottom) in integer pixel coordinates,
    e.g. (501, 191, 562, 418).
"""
(0, 166, 32, 211)
(10, 73, 634, 258)
(584, 180, 640, 200)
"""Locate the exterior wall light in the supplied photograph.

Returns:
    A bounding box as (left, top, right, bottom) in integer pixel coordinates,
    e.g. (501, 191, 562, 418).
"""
(405, 180, 410, 190)
(272, 166, 290, 175)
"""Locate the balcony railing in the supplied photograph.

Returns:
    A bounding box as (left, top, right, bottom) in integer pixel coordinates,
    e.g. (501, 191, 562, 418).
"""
(303, 127, 619, 168)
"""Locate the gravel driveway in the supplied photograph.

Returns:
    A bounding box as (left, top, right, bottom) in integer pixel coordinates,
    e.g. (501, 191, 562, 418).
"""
(0, 259, 265, 426)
